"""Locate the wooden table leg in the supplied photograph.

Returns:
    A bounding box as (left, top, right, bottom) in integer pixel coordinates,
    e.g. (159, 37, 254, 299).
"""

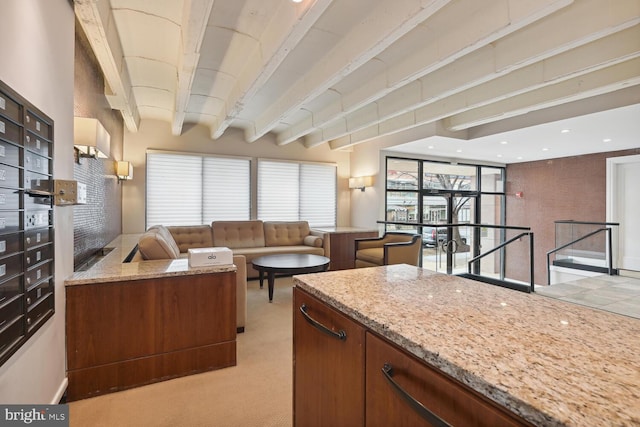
(259, 270, 264, 288)
(268, 272, 275, 302)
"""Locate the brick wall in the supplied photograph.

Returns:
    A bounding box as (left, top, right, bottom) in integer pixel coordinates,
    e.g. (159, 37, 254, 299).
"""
(506, 148, 640, 285)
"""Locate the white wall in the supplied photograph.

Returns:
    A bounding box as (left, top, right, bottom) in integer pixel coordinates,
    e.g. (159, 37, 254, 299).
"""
(122, 120, 352, 233)
(0, 0, 74, 403)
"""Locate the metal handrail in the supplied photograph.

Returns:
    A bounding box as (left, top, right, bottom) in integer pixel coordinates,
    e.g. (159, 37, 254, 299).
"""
(466, 232, 535, 292)
(546, 227, 614, 285)
(376, 220, 535, 292)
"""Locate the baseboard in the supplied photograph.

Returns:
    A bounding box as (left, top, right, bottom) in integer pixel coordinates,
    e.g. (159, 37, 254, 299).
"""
(52, 377, 68, 404)
(619, 269, 640, 279)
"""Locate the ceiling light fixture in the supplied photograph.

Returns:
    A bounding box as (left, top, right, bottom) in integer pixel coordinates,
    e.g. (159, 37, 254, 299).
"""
(500, 140, 508, 145)
(603, 138, 612, 142)
(561, 129, 570, 133)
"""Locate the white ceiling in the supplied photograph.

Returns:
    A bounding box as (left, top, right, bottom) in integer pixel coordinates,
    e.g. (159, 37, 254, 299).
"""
(74, 0, 640, 164)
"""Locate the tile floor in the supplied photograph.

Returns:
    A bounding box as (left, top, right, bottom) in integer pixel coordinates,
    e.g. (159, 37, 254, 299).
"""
(535, 274, 640, 319)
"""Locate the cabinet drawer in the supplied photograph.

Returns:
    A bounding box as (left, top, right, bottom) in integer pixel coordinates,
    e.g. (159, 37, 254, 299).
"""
(24, 171, 52, 193)
(26, 293, 53, 332)
(25, 228, 51, 250)
(0, 211, 20, 235)
(0, 253, 22, 282)
(26, 278, 52, 308)
(0, 90, 21, 123)
(365, 332, 530, 427)
(24, 132, 50, 158)
(24, 193, 52, 210)
(0, 295, 22, 330)
(25, 243, 52, 268)
(24, 151, 50, 174)
(293, 288, 365, 427)
(25, 210, 51, 230)
(24, 112, 51, 140)
(0, 317, 24, 359)
(0, 275, 21, 308)
(25, 260, 52, 288)
(0, 187, 20, 210)
(0, 140, 21, 167)
(0, 117, 21, 146)
(0, 164, 20, 189)
(0, 232, 22, 257)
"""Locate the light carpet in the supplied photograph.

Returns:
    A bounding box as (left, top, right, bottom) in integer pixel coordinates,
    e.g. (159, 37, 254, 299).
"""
(69, 277, 294, 427)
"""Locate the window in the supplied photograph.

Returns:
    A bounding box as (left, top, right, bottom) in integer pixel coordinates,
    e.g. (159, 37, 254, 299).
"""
(258, 159, 336, 227)
(146, 152, 250, 227)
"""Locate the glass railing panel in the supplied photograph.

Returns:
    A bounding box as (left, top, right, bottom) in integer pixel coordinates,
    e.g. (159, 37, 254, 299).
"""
(553, 221, 618, 272)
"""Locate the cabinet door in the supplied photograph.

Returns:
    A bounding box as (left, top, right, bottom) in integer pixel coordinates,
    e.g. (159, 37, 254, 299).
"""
(366, 332, 530, 427)
(293, 288, 365, 427)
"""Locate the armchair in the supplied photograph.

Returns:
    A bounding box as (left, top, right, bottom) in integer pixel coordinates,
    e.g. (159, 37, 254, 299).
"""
(354, 232, 422, 268)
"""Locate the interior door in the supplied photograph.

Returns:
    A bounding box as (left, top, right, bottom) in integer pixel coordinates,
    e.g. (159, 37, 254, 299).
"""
(607, 155, 640, 273)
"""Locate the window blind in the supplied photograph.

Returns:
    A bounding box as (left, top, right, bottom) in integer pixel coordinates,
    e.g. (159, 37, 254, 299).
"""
(203, 157, 250, 221)
(147, 153, 202, 226)
(258, 159, 336, 227)
(146, 152, 250, 227)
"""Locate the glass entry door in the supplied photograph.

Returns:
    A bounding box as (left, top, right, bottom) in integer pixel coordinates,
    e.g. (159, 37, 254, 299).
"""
(422, 194, 475, 274)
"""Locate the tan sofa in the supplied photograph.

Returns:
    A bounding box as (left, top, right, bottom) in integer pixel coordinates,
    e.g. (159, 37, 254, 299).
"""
(133, 221, 325, 330)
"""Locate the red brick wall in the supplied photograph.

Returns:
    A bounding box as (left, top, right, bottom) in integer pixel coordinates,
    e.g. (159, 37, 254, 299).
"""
(506, 148, 640, 285)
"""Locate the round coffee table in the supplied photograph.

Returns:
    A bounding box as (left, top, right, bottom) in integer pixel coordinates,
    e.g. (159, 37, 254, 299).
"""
(252, 254, 330, 302)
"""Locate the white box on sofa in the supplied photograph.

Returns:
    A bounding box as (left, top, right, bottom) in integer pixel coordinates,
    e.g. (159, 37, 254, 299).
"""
(188, 247, 233, 267)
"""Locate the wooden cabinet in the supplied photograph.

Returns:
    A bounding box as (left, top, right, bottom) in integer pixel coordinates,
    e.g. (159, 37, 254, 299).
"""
(312, 228, 378, 270)
(294, 288, 532, 427)
(366, 333, 530, 427)
(293, 288, 365, 426)
(66, 271, 237, 401)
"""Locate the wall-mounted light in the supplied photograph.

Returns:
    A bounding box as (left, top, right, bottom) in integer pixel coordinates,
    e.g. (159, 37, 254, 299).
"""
(74, 117, 110, 159)
(349, 175, 373, 192)
(116, 161, 133, 183)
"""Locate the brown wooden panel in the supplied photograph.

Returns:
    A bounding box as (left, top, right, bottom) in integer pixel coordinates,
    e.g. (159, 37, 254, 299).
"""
(293, 288, 365, 427)
(66, 272, 236, 370)
(365, 332, 532, 427)
(326, 231, 378, 270)
(67, 341, 236, 401)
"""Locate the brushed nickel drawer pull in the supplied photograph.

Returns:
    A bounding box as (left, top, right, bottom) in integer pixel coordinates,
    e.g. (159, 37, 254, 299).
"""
(382, 363, 451, 427)
(299, 304, 347, 341)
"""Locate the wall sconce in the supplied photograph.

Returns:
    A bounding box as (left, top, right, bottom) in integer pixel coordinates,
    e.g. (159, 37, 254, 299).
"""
(116, 161, 133, 182)
(349, 175, 373, 192)
(74, 117, 110, 159)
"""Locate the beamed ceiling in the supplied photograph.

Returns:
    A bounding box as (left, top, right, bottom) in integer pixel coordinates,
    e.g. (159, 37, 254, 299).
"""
(75, 0, 640, 162)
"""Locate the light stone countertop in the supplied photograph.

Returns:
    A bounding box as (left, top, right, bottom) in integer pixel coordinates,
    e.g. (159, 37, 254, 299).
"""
(293, 264, 640, 427)
(65, 234, 236, 286)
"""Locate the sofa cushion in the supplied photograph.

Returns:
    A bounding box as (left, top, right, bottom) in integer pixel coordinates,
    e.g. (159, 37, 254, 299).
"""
(264, 221, 310, 246)
(167, 225, 213, 253)
(138, 225, 181, 260)
(212, 220, 265, 249)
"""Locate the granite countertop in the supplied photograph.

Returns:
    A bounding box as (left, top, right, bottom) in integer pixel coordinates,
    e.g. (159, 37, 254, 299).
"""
(293, 264, 640, 427)
(65, 234, 236, 286)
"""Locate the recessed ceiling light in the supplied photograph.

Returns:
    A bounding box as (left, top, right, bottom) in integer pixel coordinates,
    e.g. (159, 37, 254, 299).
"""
(517, 156, 523, 160)
(542, 148, 549, 151)
(456, 149, 462, 153)
(291, 0, 303, 2)
(428, 145, 434, 149)
(497, 154, 503, 158)
(500, 141, 508, 145)
(603, 138, 612, 142)
(561, 129, 570, 133)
